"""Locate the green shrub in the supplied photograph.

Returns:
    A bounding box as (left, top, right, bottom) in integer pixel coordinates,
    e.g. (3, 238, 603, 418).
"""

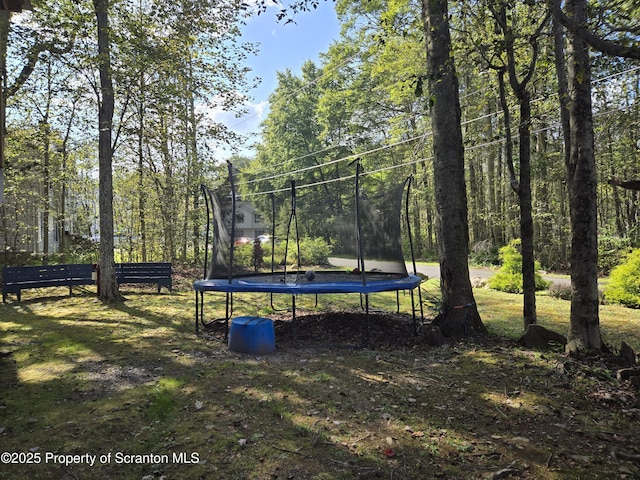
(298, 237, 332, 266)
(233, 243, 253, 269)
(257, 237, 332, 268)
(488, 239, 550, 293)
(604, 249, 640, 308)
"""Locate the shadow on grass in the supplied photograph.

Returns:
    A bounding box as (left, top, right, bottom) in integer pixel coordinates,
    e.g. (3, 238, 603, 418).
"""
(0, 291, 638, 479)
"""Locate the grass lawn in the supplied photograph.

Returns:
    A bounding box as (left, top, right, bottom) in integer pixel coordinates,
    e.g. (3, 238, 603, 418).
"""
(1, 280, 639, 479)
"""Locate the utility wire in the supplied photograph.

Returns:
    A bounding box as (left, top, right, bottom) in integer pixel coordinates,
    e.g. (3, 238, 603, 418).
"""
(236, 57, 639, 193)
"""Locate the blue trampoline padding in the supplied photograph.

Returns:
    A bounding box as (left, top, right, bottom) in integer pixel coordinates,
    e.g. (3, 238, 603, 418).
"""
(193, 273, 421, 294)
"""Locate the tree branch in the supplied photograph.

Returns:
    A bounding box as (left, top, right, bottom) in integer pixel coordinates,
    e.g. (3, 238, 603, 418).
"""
(6, 37, 75, 98)
(547, 0, 640, 60)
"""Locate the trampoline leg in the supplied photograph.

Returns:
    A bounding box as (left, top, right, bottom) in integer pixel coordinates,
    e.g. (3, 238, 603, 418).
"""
(364, 294, 370, 347)
(224, 293, 231, 340)
(292, 294, 297, 341)
(410, 290, 417, 335)
(195, 291, 199, 333)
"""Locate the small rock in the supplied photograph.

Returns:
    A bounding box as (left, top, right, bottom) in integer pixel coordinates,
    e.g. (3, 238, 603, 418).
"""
(517, 325, 566, 349)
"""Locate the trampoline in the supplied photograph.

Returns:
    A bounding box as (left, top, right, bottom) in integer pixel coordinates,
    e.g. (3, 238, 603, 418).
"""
(194, 161, 424, 343)
(195, 271, 420, 295)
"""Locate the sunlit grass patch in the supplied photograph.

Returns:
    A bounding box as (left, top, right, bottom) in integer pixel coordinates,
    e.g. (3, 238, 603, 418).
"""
(0, 286, 639, 479)
(146, 378, 183, 420)
(473, 287, 640, 350)
(18, 360, 76, 383)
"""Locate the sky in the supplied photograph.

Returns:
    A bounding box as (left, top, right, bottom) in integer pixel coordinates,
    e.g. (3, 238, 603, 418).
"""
(212, 1, 341, 158)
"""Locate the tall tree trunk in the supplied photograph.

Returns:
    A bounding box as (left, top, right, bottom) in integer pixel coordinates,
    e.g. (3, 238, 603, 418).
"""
(421, 0, 485, 337)
(564, 0, 600, 352)
(93, 0, 123, 303)
(497, 70, 537, 326)
(187, 80, 200, 264)
(517, 91, 536, 328)
(491, 4, 548, 329)
(138, 73, 147, 262)
(552, 11, 572, 272)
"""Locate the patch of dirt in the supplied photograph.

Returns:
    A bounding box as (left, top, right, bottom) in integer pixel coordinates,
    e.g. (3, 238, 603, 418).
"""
(272, 310, 429, 350)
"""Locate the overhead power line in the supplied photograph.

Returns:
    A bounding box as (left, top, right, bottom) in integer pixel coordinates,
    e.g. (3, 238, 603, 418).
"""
(236, 53, 639, 196)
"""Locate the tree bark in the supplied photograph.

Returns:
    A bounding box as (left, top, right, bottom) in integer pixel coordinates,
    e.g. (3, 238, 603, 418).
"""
(564, 0, 600, 352)
(421, 0, 486, 337)
(490, 4, 548, 329)
(93, 0, 123, 303)
(138, 73, 147, 263)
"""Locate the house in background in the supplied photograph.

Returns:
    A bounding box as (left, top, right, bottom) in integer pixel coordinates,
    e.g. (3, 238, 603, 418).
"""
(0, 177, 87, 255)
(233, 200, 269, 241)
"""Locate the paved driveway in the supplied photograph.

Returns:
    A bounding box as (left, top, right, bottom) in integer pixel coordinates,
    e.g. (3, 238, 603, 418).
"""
(328, 257, 571, 286)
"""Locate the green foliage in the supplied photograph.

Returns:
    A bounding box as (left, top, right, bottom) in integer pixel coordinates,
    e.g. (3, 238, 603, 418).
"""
(488, 239, 549, 293)
(235, 237, 332, 269)
(469, 240, 500, 266)
(146, 379, 182, 420)
(232, 243, 254, 270)
(604, 249, 640, 308)
(297, 237, 332, 266)
(273, 237, 332, 267)
(261, 237, 331, 267)
(598, 235, 632, 275)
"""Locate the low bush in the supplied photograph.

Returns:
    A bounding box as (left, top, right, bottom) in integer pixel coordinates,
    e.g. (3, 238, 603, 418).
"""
(262, 237, 332, 267)
(604, 248, 640, 308)
(488, 239, 550, 293)
(233, 243, 254, 269)
(548, 282, 572, 300)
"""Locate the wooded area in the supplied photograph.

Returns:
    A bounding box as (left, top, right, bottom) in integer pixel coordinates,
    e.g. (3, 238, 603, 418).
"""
(0, 1, 638, 350)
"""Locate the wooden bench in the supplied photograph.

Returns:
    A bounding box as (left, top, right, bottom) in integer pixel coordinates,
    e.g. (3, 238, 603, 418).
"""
(2, 264, 95, 302)
(2, 262, 172, 302)
(114, 262, 172, 293)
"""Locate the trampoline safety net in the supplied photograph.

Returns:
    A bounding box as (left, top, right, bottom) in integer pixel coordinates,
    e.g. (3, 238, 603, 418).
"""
(200, 161, 413, 283)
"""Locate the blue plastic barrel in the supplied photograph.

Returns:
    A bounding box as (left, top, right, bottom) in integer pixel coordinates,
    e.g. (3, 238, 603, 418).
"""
(228, 316, 276, 354)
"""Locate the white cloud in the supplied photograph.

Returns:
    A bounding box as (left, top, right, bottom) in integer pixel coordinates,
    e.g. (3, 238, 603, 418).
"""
(206, 99, 268, 136)
(200, 97, 270, 159)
